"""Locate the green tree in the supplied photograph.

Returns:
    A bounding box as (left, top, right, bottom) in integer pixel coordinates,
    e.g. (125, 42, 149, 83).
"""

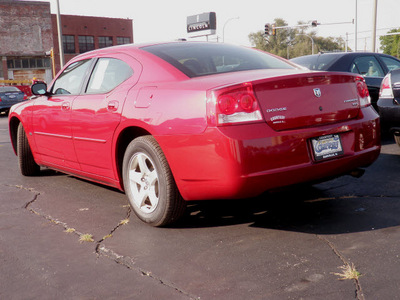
(249, 18, 295, 58)
(380, 29, 400, 58)
(248, 18, 346, 59)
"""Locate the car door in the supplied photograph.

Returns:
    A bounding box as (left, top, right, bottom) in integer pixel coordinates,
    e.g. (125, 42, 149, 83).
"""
(31, 59, 93, 169)
(71, 54, 140, 179)
(349, 55, 385, 106)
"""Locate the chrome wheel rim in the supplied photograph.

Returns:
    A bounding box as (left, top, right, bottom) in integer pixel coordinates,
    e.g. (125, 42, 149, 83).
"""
(128, 152, 159, 214)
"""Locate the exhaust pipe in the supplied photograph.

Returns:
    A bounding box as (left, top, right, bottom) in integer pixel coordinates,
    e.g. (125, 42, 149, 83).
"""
(349, 168, 365, 178)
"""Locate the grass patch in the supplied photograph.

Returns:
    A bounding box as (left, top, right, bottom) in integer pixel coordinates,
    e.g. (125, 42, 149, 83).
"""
(102, 234, 112, 240)
(79, 233, 94, 243)
(119, 219, 129, 226)
(333, 263, 361, 280)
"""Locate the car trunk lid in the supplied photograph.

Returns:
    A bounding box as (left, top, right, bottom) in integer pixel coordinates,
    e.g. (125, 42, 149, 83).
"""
(252, 72, 360, 131)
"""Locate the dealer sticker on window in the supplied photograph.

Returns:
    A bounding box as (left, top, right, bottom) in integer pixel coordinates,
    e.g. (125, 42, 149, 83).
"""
(311, 134, 344, 161)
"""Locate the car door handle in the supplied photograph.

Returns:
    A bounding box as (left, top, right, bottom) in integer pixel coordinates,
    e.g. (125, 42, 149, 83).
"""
(62, 102, 70, 110)
(107, 100, 119, 111)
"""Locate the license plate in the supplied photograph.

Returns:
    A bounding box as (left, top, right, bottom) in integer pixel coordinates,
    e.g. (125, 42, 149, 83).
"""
(311, 134, 344, 161)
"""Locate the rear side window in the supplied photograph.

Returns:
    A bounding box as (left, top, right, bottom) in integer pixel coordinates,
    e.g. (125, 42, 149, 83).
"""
(142, 43, 294, 78)
(86, 58, 133, 94)
(350, 56, 384, 77)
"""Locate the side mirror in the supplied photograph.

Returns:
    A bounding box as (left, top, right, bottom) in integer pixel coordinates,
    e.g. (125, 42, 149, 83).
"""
(31, 82, 49, 96)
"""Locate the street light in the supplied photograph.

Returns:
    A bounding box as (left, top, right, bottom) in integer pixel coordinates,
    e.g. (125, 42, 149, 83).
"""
(296, 34, 315, 55)
(222, 17, 239, 43)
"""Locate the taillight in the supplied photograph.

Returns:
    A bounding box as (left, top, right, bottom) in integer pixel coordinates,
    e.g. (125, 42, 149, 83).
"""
(379, 73, 393, 98)
(23, 93, 28, 100)
(207, 82, 263, 126)
(355, 77, 371, 108)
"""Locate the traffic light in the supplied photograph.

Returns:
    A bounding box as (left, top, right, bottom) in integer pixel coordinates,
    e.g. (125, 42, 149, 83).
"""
(272, 24, 276, 36)
(264, 23, 270, 36)
(311, 20, 318, 27)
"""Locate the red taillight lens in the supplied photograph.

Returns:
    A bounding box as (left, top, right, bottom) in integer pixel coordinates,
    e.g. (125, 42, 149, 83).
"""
(239, 94, 255, 112)
(218, 95, 237, 115)
(23, 93, 28, 100)
(207, 82, 263, 126)
(379, 73, 393, 98)
(356, 81, 369, 98)
(355, 77, 371, 108)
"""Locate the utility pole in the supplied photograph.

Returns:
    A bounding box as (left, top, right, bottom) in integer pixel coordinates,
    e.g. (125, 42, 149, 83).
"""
(55, 0, 64, 68)
(355, 0, 358, 52)
(371, 0, 378, 52)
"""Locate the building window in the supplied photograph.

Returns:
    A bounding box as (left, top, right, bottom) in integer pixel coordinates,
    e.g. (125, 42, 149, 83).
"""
(98, 36, 113, 48)
(63, 35, 76, 54)
(7, 58, 51, 69)
(117, 37, 130, 45)
(78, 36, 95, 53)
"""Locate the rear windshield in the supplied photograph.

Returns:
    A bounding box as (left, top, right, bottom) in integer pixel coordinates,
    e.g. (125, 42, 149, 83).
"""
(141, 43, 294, 78)
(291, 54, 339, 71)
(0, 86, 21, 93)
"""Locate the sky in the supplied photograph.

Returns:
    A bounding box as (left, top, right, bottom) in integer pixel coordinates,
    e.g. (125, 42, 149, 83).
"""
(29, 0, 400, 52)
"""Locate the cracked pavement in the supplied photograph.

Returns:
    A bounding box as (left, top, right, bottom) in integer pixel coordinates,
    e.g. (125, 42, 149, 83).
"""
(1, 114, 400, 299)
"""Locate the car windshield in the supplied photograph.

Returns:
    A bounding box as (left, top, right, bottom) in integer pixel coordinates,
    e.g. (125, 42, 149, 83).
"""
(141, 43, 294, 78)
(0, 86, 21, 93)
(291, 54, 339, 71)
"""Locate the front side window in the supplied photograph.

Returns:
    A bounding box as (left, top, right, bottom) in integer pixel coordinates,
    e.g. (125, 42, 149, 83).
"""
(86, 58, 133, 94)
(381, 56, 400, 71)
(63, 35, 75, 54)
(350, 56, 384, 77)
(51, 59, 92, 95)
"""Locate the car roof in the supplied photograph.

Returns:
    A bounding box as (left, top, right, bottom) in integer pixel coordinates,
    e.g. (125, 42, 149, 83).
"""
(292, 52, 395, 59)
(290, 52, 400, 72)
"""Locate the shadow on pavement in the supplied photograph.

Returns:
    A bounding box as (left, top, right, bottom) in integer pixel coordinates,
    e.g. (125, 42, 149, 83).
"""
(174, 153, 400, 234)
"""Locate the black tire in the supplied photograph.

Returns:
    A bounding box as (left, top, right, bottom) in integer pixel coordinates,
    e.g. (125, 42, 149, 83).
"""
(395, 134, 400, 147)
(17, 123, 40, 176)
(122, 136, 186, 227)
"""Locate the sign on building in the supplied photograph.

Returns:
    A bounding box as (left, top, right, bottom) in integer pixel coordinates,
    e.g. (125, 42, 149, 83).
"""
(187, 12, 216, 38)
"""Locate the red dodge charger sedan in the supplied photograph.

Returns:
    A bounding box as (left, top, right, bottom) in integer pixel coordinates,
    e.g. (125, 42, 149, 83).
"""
(8, 42, 380, 226)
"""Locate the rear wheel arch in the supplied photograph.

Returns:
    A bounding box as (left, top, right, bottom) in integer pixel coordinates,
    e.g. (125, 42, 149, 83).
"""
(115, 126, 152, 189)
(122, 135, 186, 226)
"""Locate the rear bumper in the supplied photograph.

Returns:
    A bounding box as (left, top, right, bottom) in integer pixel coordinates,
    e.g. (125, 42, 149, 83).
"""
(158, 107, 380, 201)
(377, 97, 400, 128)
(0, 101, 23, 111)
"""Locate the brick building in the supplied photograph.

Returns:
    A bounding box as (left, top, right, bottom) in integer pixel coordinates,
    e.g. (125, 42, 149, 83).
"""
(0, 0, 133, 84)
(51, 14, 133, 73)
(0, 0, 53, 83)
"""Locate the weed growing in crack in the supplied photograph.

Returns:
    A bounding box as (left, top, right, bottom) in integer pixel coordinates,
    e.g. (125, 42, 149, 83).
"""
(79, 233, 94, 243)
(102, 234, 112, 240)
(332, 263, 361, 280)
(64, 228, 76, 233)
(119, 219, 129, 225)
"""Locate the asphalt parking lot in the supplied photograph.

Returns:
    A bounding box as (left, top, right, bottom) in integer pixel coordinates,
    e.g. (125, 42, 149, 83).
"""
(1, 113, 400, 300)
